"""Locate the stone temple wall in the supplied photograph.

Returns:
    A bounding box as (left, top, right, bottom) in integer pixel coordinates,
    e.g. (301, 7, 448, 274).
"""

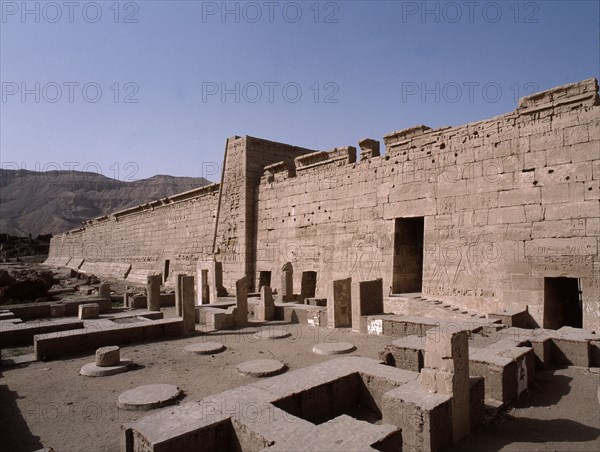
(48, 184, 220, 283)
(48, 78, 599, 330)
(254, 78, 599, 329)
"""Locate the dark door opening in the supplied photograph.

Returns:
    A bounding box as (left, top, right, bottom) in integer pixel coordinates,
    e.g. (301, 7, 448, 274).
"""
(301, 271, 317, 299)
(163, 259, 170, 282)
(392, 217, 424, 294)
(544, 277, 582, 329)
(259, 271, 272, 291)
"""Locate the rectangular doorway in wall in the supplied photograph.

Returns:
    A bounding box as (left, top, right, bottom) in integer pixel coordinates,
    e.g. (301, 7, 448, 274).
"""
(301, 271, 317, 299)
(392, 217, 424, 294)
(259, 271, 272, 291)
(163, 259, 170, 283)
(543, 277, 582, 329)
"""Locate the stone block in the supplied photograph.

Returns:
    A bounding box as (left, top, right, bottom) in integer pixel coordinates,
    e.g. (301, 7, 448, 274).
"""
(78, 303, 100, 320)
(130, 295, 147, 309)
(146, 274, 162, 312)
(175, 274, 184, 316)
(257, 286, 275, 321)
(98, 282, 111, 299)
(0, 319, 84, 347)
(469, 350, 517, 404)
(358, 137, 381, 160)
(182, 276, 196, 335)
(382, 380, 452, 452)
(488, 308, 528, 328)
(305, 297, 326, 307)
(96, 346, 120, 367)
(551, 327, 596, 367)
(352, 278, 383, 331)
(280, 262, 293, 302)
(469, 376, 485, 432)
(527, 333, 553, 369)
(379, 335, 425, 372)
(421, 329, 470, 442)
(34, 318, 184, 360)
(235, 276, 248, 326)
(50, 303, 66, 317)
(591, 340, 600, 367)
(327, 278, 352, 328)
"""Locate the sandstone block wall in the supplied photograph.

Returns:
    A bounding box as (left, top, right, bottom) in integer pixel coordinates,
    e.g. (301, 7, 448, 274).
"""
(48, 184, 220, 285)
(48, 78, 599, 330)
(254, 78, 599, 330)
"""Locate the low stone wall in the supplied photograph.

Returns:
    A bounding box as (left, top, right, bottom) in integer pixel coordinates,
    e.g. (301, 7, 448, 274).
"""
(34, 318, 183, 360)
(0, 319, 84, 347)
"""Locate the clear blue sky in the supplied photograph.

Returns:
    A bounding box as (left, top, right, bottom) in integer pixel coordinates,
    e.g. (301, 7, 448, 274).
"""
(1, 0, 598, 181)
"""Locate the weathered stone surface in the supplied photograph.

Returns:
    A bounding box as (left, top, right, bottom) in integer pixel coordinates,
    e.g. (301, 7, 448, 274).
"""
(305, 297, 327, 306)
(146, 275, 161, 312)
(254, 328, 291, 340)
(358, 137, 381, 160)
(46, 78, 600, 332)
(122, 356, 418, 451)
(117, 384, 182, 411)
(236, 359, 287, 377)
(0, 318, 84, 347)
(80, 359, 133, 377)
(78, 303, 99, 320)
(257, 285, 275, 321)
(50, 303, 66, 317)
(379, 335, 425, 372)
(328, 278, 352, 328)
(421, 329, 470, 443)
(312, 342, 355, 355)
(95, 345, 120, 367)
(34, 318, 184, 360)
(183, 341, 225, 355)
(174, 274, 184, 315)
(98, 282, 111, 299)
(280, 262, 293, 302)
(352, 278, 383, 331)
(181, 275, 195, 335)
(235, 276, 248, 326)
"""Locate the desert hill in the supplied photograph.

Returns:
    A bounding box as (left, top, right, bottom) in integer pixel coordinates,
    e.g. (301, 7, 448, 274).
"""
(0, 169, 211, 236)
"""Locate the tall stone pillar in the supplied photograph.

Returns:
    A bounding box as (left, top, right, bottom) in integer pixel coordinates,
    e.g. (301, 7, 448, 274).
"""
(200, 269, 210, 304)
(175, 274, 184, 316)
(352, 278, 384, 332)
(257, 286, 275, 321)
(421, 329, 470, 442)
(235, 276, 248, 326)
(146, 275, 162, 312)
(280, 262, 293, 302)
(182, 275, 196, 335)
(123, 292, 130, 308)
(99, 282, 111, 299)
(328, 278, 352, 328)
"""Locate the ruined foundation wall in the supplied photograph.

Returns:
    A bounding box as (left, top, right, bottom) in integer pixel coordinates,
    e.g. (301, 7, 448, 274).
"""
(254, 78, 599, 330)
(48, 184, 220, 283)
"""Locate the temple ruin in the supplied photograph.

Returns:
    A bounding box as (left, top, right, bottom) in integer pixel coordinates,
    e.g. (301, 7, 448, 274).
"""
(2, 78, 598, 452)
(46, 77, 599, 332)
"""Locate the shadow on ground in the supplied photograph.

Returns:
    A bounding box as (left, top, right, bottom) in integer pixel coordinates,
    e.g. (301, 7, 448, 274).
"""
(448, 368, 600, 451)
(0, 384, 44, 451)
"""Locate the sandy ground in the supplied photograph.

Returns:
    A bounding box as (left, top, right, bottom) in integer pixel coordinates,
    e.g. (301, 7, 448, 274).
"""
(1, 318, 394, 452)
(452, 366, 600, 451)
(1, 313, 599, 452)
